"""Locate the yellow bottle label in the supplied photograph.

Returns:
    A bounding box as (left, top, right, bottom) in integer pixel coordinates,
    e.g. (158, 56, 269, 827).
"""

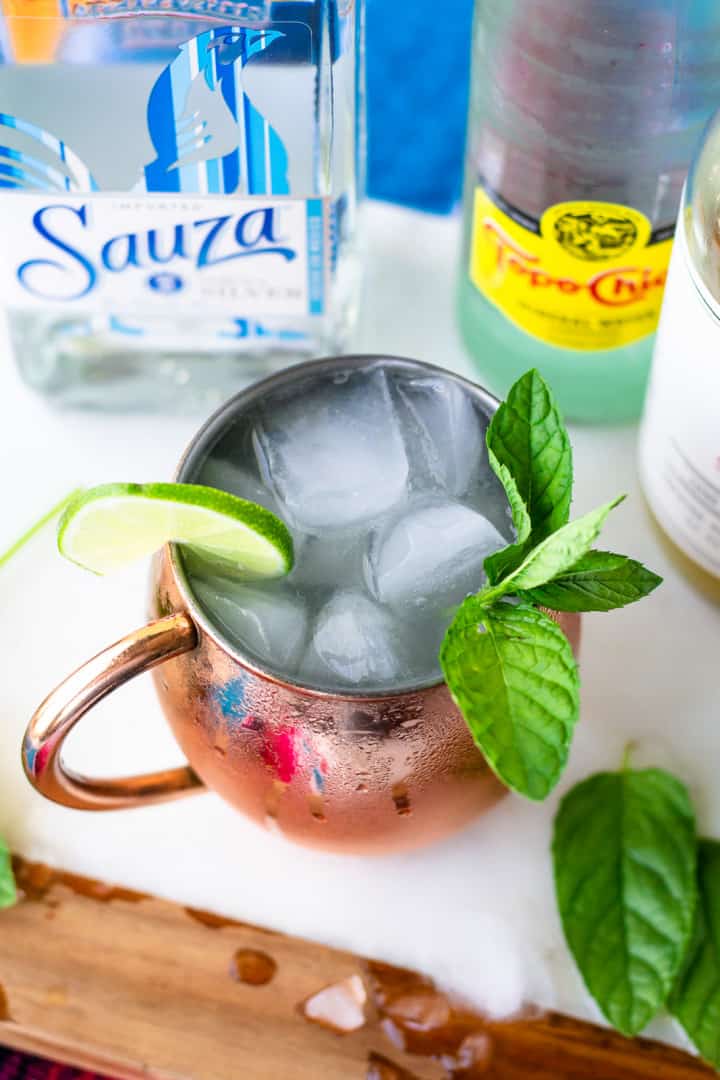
(468, 188, 673, 351)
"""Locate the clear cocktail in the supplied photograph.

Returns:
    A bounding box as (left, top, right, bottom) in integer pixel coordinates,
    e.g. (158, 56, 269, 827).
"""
(183, 357, 512, 692)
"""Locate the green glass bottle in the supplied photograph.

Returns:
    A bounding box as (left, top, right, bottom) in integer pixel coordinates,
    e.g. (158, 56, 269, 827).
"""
(458, 0, 720, 423)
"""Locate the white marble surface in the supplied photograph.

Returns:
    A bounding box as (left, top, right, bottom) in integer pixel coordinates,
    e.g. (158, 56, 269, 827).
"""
(0, 201, 718, 1041)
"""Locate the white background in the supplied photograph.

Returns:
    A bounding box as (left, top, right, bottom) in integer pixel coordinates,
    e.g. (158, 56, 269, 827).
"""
(0, 201, 718, 1041)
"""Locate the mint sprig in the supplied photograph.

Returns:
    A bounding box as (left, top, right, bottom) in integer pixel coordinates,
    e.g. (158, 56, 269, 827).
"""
(440, 369, 661, 801)
(553, 768, 697, 1036)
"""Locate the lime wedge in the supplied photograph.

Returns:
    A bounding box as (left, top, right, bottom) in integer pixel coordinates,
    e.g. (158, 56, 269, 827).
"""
(58, 483, 293, 578)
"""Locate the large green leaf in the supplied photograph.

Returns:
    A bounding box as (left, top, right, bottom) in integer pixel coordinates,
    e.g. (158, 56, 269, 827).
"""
(553, 769, 697, 1036)
(670, 839, 720, 1068)
(520, 550, 662, 612)
(486, 369, 573, 571)
(440, 599, 579, 800)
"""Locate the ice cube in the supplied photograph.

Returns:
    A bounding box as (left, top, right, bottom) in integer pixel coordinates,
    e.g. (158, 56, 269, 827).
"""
(253, 368, 409, 531)
(367, 499, 506, 613)
(299, 590, 407, 690)
(395, 376, 485, 496)
(290, 532, 366, 592)
(399, 611, 451, 686)
(192, 578, 309, 673)
(198, 456, 280, 516)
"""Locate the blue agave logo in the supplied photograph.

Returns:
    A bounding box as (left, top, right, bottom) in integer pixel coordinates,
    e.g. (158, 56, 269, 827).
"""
(143, 26, 290, 196)
(0, 26, 290, 198)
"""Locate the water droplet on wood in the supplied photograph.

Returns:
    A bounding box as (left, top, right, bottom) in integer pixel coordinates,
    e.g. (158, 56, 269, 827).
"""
(365, 960, 496, 1067)
(229, 949, 277, 986)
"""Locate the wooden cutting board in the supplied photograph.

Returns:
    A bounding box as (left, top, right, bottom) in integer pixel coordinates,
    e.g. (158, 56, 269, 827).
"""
(0, 858, 712, 1080)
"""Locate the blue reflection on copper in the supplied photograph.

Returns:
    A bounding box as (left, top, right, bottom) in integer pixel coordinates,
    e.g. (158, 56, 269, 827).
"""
(213, 674, 249, 724)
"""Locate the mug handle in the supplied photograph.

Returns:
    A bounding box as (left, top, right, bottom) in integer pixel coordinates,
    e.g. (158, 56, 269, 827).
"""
(22, 613, 206, 811)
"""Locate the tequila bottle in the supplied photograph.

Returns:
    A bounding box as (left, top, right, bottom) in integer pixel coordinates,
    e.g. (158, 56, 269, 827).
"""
(0, 1, 365, 410)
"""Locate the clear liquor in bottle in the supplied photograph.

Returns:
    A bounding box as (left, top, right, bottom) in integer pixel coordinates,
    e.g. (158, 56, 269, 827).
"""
(0, 1, 365, 410)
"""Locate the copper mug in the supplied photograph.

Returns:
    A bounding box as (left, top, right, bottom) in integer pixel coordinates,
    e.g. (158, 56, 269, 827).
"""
(23, 356, 580, 854)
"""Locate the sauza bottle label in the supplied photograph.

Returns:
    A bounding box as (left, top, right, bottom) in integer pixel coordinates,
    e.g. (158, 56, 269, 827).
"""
(468, 186, 673, 351)
(0, 25, 332, 322)
(0, 196, 327, 317)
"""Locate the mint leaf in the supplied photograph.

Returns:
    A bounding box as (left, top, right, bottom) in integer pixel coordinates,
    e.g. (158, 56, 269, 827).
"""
(483, 449, 532, 585)
(670, 839, 720, 1067)
(486, 369, 572, 566)
(0, 838, 16, 910)
(520, 550, 662, 612)
(482, 497, 624, 602)
(553, 769, 697, 1037)
(440, 599, 579, 800)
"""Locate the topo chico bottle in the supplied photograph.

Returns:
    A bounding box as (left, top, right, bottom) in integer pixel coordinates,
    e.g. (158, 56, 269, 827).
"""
(0, 0, 365, 410)
(458, 0, 720, 423)
(639, 109, 720, 602)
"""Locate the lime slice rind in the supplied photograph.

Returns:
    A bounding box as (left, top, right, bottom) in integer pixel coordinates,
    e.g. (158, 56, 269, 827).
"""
(58, 483, 293, 579)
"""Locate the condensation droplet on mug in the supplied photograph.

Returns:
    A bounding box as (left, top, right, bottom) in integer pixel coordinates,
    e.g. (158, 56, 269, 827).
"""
(309, 793, 326, 822)
(356, 782, 369, 794)
(392, 782, 412, 817)
(299, 974, 368, 1033)
(366, 1051, 421, 1080)
(265, 779, 286, 831)
(229, 949, 277, 987)
(214, 727, 231, 759)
